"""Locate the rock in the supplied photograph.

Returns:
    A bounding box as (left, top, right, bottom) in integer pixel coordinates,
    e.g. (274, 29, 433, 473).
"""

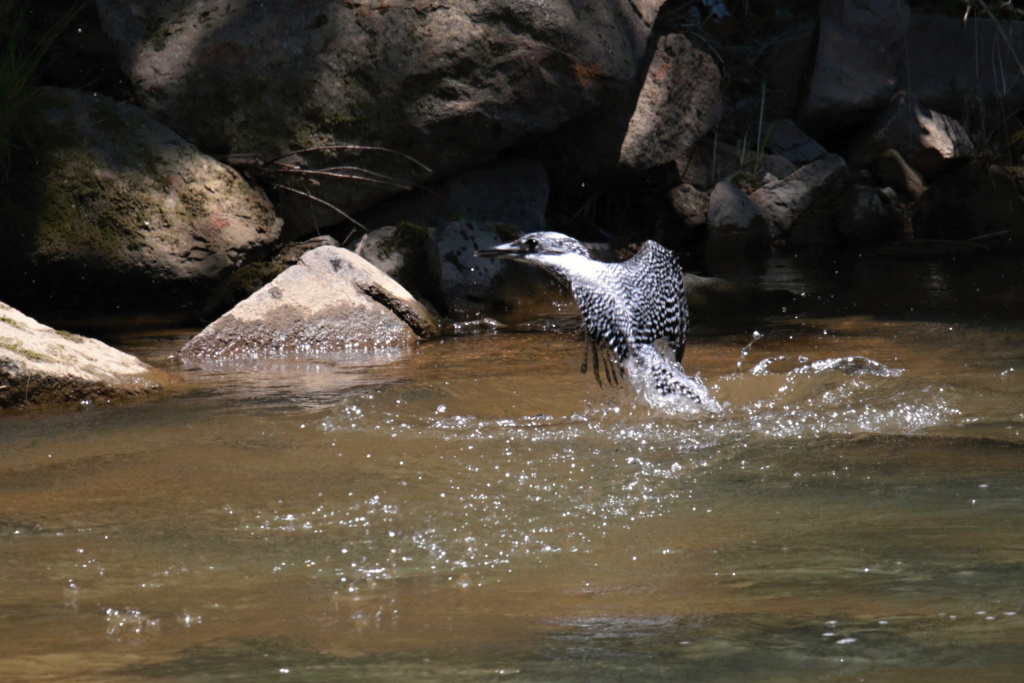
(758, 22, 816, 120)
(706, 181, 771, 266)
(675, 140, 796, 190)
(0, 301, 168, 409)
(617, 33, 723, 170)
(427, 220, 554, 319)
(273, 236, 342, 265)
(873, 148, 926, 198)
(684, 273, 794, 332)
(850, 93, 974, 178)
(765, 119, 827, 165)
(353, 223, 440, 316)
(676, 139, 740, 190)
(750, 153, 849, 240)
(96, 0, 664, 234)
(790, 182, 904, 246)
(801, 0, 910, 131)
(356, 159, 549, 235)
(668, 184, 709, 227)
(836, 185, 904, 245)
(904, 14, 1024, 116)
(0, 88, 282, 311)
(912, 162, 1024, 241)
(201, 237, 342, 321)
(355, 225, 428, 282)
(180, 246, 439, 362)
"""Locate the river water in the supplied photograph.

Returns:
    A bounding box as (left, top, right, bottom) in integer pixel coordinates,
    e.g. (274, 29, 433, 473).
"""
(1, 254, 1023, 681)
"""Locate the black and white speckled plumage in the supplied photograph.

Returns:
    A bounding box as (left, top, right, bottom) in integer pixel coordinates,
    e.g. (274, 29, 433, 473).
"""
(476, 231, 709, 405)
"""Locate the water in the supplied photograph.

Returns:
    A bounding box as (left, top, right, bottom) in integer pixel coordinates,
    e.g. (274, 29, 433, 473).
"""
(2, 255, 1024, 681)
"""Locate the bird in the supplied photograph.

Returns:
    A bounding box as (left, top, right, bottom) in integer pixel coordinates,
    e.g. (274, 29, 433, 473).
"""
(476, 231, 712, 406)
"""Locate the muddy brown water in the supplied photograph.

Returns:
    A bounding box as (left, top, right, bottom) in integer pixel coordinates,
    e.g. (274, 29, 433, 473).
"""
(2, 255, 1023, 681)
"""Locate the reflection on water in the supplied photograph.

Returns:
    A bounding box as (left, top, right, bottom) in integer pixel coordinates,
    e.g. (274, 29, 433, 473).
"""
(2, 257, 1024, 681)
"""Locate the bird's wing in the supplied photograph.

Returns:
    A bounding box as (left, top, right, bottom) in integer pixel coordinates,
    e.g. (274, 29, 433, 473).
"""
(572, 278, 633, 365)
(625, 242, 688, 362)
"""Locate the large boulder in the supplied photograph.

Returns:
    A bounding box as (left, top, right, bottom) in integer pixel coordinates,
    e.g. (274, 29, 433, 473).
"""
(0, 88, 282, 311)
(801, 0, 911, 131)
(96, 0, 665, 234)
(180, 246, 439, 362)
(616, 32, 722, 170)
(0, 301, 168, 409)
(802, 3, 1024, 141)
(912, 162, 1024, 242)
(904, 14, 1024, 115)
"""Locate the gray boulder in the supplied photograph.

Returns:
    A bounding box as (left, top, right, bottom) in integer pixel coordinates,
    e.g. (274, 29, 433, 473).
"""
(0, 88, 282, 308)
(751, 154, 849, 240)
(0, 301, 168, 409)
(802, 3, 1024, 143)
(765, 119, 827, 165)
(801, 0, 911, 130)
(428, 220, 522, 318)
(180, 246, 439, 362)
(675, 139, 796, 191)
(96, 0, 664, 234)
(617, 33, 723, 170)
(873, 148, 926, 198)
(706, 182, 771, 264)
(200, 237, 343, 320)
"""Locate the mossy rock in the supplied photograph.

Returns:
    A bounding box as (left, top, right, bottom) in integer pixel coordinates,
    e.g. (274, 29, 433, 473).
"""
(0, 87, 282, 311)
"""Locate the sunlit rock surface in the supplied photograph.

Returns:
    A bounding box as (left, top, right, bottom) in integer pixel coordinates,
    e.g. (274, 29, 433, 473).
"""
(850, 93, 975, 178)
(180, 246, 440, 362)
(617, 32, 722, 170)
(0, 301, 167, 409)
(96, 0, 664, 234)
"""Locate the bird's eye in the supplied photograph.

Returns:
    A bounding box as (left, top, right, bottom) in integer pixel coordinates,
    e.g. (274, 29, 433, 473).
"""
(525, 238, 539, 252)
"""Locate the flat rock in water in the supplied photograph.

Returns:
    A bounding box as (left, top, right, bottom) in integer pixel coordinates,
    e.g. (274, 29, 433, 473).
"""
(0, 302, 168, 409)
(180, 246, 439, 361)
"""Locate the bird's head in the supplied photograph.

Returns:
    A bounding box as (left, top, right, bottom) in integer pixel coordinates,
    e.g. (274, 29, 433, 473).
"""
(475, 231, 591, 264)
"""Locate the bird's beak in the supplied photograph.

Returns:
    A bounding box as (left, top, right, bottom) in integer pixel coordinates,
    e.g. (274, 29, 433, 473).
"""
(475, 241, 522, 259)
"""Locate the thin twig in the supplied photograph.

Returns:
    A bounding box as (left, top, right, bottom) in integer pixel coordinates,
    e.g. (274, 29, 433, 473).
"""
(272, 182, 371, 235)
(268, 143, 433, 173)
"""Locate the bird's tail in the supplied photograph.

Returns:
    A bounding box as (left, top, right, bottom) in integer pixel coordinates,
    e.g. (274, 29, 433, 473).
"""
(625, 345, 720, 412)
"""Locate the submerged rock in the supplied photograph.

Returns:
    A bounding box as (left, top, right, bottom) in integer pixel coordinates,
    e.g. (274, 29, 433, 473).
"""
(0, 301, 168, 409)
(180, 246, 439, 362)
